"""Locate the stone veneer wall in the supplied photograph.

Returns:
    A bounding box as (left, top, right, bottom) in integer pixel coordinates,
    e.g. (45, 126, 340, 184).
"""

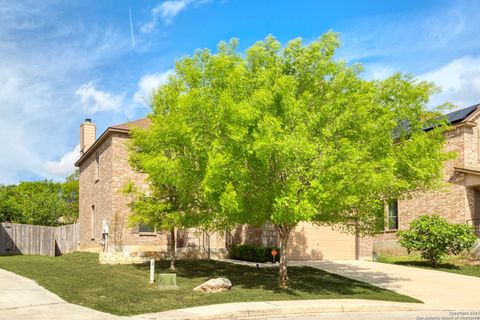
(98, 248, 227, 264)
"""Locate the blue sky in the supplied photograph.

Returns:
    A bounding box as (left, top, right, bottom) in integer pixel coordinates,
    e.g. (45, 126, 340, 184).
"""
(1, 0, 480, 184)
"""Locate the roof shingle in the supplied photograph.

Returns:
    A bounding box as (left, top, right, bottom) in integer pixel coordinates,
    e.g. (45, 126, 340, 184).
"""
(111, 118, 152, 130)
(444, 104, 479, 124)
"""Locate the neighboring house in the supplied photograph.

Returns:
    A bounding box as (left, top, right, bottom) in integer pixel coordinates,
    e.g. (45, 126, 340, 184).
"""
(75, 118, 373, 261)
(374, 104, 480, 255)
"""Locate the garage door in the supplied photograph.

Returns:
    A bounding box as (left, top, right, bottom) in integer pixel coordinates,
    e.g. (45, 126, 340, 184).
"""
(286, 222, 356, 260)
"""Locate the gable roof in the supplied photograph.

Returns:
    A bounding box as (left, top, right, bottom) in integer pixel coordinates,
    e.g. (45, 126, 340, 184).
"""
(110, 118, 152, 130)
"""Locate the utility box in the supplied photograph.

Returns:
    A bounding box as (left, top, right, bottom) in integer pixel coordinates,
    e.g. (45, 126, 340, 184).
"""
(158, 273, 179, 290)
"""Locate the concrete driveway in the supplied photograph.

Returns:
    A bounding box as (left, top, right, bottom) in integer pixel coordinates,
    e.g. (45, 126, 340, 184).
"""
(0, 268, 123, 320)
(289, 260, 480, 310)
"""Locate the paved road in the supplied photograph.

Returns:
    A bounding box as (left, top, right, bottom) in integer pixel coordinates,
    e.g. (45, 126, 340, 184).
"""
(289, 260, 480, 310)
(0, 268, 123, 320)
(132, 299, 432, 320)
(252, 311, 471, 320)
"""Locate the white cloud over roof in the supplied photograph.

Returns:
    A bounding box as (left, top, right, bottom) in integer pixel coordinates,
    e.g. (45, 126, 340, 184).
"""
(75, 82, 125, 114)
(419, 56, 480, 108)
(133, 70, 174, 105)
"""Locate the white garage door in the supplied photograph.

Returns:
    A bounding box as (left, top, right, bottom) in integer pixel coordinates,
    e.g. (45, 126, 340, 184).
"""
(286, 222, 356, 260)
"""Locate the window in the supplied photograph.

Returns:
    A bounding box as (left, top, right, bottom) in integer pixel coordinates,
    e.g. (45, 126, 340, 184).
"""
(388, 200, 399, 230)
(91, 205, 96, 239)
(95, 152, 100, 181)
(139, 223, 155, 234)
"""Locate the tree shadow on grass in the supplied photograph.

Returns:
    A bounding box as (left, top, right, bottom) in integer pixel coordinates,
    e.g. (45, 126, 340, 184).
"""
(132, 259, 412, 299)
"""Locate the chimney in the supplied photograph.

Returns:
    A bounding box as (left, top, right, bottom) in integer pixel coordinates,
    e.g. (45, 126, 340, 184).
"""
(80, 118, 96, 154)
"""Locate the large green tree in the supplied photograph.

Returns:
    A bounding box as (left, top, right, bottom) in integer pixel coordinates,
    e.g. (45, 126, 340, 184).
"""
(129, 32, 452, 287)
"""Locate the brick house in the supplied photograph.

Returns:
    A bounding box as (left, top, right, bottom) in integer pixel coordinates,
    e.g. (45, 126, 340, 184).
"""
(75, 118, 373, 262)
(374, 103, 480, 255)
(75, 104, 480, 262)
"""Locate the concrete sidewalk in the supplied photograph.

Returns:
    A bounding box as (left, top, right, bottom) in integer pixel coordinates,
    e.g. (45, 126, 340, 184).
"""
(0, 268, 124, 320)
(131, 299, 433, 320)
(288, 260, 480, 311)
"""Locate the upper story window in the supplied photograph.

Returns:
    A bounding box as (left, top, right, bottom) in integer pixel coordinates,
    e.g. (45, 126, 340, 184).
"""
(95, 152, 100, 181)
(388, 200, 399, 230)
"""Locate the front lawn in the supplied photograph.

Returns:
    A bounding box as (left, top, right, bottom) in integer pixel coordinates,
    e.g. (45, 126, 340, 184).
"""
(377, 254, 480, 277)
(0, 253, 419, 315)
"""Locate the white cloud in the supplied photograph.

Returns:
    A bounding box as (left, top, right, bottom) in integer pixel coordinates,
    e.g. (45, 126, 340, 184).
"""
(141, 0, 210, 32)
(338, 1, 480, 71)
(0, 2, 129, 183)
(133, 70, 174, 104)
(362, 63, 395, 80)
(42, 145, 80, 180)
(419, 56, 480, 108)
(75, 82, 125, 114)
(334, 1, 480, 110)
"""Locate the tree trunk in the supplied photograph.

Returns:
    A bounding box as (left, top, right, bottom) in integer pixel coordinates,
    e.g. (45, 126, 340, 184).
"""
(276, 224, 293, 289)
(170, 227, 176, 270)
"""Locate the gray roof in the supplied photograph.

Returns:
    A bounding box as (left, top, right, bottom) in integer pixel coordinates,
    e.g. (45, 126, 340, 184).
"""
(394, 103, 479, 138)
(445, 104, 479, 124)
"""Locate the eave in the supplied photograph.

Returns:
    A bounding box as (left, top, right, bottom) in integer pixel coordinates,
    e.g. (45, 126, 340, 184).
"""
(454, 166, 480, 187)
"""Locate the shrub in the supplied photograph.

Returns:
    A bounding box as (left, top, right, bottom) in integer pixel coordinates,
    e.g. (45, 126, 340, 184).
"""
(398, 215, 477, 267)
(229, 244, 280, 263)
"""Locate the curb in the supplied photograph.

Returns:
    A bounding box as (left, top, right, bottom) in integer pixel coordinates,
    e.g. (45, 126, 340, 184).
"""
(131, 299, 439, 320)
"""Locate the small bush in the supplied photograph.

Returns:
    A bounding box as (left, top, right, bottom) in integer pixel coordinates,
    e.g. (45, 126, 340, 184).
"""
(229, 244, 280, 263)
(398, 215, 477, 268)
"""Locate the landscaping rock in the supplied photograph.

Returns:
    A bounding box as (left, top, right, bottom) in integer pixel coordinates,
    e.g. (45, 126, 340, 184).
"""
(193, 277, 232, 293)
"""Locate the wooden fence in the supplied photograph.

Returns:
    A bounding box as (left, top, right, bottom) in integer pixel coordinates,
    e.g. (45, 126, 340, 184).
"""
(0, 222, 79, 256)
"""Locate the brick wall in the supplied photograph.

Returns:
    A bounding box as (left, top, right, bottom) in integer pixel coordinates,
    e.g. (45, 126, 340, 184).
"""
(109, 133, 170, 248)
(374, 122, 480, 254)
(78, 135, 113, 250)
(357, 236, 373, 260)
(79, 131, 227, 254)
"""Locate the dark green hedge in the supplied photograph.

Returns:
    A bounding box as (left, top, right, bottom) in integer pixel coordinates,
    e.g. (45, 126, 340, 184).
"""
(229, 244, 280, 263)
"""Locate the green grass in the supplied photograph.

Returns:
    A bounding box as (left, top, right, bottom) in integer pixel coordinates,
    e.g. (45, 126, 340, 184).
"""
(0, 252, 419, 316)
(377, 254, 480, 277)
